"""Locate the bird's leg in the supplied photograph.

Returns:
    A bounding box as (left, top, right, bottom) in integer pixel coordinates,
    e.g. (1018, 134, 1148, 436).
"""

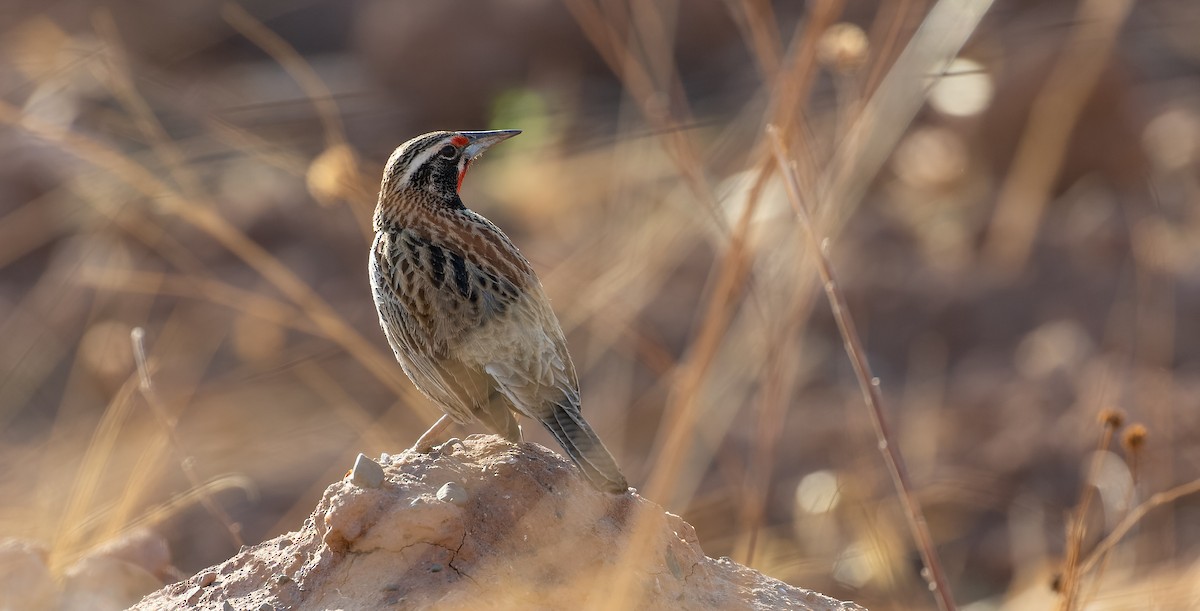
(412, 414, 454, 452)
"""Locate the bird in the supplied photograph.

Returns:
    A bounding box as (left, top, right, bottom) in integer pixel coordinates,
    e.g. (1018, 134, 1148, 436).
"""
(369, 129, 629, 494)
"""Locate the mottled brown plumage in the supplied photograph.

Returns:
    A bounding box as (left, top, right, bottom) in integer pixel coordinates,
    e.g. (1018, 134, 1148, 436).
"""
(370, 130, 628, 493)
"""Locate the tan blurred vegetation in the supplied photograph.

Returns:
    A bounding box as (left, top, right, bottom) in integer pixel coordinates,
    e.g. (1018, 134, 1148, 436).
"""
(1, 0, 1199, 609)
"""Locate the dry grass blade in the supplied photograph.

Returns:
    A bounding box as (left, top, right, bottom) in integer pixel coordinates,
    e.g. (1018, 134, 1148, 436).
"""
(724, 0, 783, 80)
(92, 9, 205, 199)
(49, 371, 142, 570)
(220, 2, 346, 150)
(821, 0, 992, 235)
(0, 98, 438, 425)
(1078, 478, 1200, 579)
(983, 0, 1135, 273)
(642, 165, 763, 507)
(220, 2, 375, 236)
(562, 0, 730, 235)
(77, 268, 319, 335)
(0, 191, 71, 270)
(1058, 411, 1122, 610)
(67, 475, 257, 557)
(130, 328, 245, 549)
(590, 119, 766, 611)
(768, 126, 957, 611)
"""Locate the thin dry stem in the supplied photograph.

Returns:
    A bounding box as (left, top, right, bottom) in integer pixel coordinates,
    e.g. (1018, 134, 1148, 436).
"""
(78, 268, 319, 335)
(66, 475, 257, 557)
(93, 10, 206, 199)
(82, 192, 210, 276)
(0, 190, 71, 270)
(220, 2, 346, 149)
(640, 164, 758, 506)
(983, 0, 1135, 272)
(819, 0, 992, 238)
(594, 102, 765, 611)
(220, 2, 376, 238)
(1058, 416, 1119, 610)
(859, 0, 918, 101)
(131, 328, 245, 548)
(563, 4, 779, 605)
(50, 372, 142, 569)
(1078, 478, 1200, 578)
(563, 0, 730, 235)
(735, 327, 793, 566)
(725, 0, 783, 81)
(733, 162, 804, 566)
(0, 98, 440, 426)
(1132, 214, 1179, 566)
(768, 125, 957, 611)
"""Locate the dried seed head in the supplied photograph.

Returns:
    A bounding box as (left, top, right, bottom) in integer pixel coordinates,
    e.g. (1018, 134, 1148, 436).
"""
(817, 23, 869, 74)
(307, 144, 361, 206)
(1098, 408, 1125, 430)
(1122, 424, 1148, 453)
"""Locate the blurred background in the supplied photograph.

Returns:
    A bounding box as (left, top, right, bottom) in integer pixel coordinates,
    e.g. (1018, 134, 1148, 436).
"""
(1, 0, 1199, 609)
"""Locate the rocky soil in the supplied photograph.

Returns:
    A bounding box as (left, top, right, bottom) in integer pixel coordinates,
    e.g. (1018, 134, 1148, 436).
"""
(129, 435, 864, 610)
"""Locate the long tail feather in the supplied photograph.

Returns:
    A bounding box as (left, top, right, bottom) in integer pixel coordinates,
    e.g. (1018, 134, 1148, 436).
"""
(540, 404, 628, 494)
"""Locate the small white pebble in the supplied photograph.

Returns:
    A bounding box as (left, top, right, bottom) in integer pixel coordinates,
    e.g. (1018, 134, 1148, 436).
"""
(349, 453, 385, 488)
(436, 482, 469, 506)
(184, 586, 203, 605)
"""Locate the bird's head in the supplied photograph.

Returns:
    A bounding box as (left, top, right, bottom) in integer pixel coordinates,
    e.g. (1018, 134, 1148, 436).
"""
(374, 129, 520, 228)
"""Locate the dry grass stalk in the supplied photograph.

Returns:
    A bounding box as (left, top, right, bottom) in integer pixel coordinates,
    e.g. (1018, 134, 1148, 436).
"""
(130, 328, 245, 548)
(77, 269, 319, 335)
(1058, 409, 1124, 610)
(0, 98, 438, 424)
(220, 2, 376, 235)
(49, 371, 143, 570)
(220, 2, 346, 150)
(1079, 477, 1200, 579)
(983, 0, 1136, 272)
(563, 2, 769, 606)
(768, 126, 956, 611)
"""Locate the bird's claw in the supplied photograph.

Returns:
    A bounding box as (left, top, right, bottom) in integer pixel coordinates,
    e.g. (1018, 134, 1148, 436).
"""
(434, 437, 466, 455)
(411, 437, 465, 455)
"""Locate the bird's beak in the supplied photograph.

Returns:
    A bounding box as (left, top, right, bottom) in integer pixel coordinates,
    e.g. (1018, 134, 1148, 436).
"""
(461, 130, 521, 160)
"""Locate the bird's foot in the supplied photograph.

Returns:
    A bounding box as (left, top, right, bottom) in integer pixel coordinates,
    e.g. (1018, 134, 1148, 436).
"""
(411, 414, 454, 453)
(411, 437, 465, 456)
(435, 437, 466, 455)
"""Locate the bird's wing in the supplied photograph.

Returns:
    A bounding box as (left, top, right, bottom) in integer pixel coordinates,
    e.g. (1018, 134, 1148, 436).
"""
(480, 293, 628, 493)
(371, 233, 493, 423)
(397, 227, 529, 330)
(478, 289, 582, 422)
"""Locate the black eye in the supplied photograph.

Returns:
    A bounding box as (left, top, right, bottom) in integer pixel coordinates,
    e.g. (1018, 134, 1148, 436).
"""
(438, 145, 458, 159)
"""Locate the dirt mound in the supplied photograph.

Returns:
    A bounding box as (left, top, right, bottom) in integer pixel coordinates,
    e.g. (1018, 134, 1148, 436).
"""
(132, 435, 863, 610)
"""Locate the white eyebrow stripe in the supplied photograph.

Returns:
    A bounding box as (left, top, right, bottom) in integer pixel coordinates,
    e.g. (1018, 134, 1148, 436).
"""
(398, 139, 444, 188)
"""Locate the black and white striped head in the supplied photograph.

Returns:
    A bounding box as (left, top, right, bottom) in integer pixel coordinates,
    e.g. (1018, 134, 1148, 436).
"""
(375, 129, 520, 227)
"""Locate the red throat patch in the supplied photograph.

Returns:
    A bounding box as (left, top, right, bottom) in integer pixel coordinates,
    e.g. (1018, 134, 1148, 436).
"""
(457, 161, 471, 191)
